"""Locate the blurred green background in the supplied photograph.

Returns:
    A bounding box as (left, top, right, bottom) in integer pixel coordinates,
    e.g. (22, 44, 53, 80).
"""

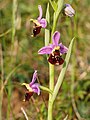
(0, 0, 90, 119)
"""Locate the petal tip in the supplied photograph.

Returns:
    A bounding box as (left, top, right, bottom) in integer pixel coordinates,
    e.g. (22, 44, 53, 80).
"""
(38, 5, 42, 20)
(52, 31, 60, 46)
(38, 5, 41, 8)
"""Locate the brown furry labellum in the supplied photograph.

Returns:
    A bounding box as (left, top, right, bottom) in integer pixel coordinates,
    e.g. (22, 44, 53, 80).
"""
(33, 24, 42, 37)
(48, 49, 64, 65)
(31, 19, 42, 37)
(25, 91, 34, 101)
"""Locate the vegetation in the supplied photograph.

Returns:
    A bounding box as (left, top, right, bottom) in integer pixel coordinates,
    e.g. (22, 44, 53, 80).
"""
(0, 0, 90, 120)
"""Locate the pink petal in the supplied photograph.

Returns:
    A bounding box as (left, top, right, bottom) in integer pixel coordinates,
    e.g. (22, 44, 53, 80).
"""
(38, 46, 53, 55)
(59, 43, 68, 54)
(39, 18, 47, 28)
(30, 70, 37, 86)
(52, 31, 60, 46)
(37, 5, 42, 21)
(31, 83, 40, 95)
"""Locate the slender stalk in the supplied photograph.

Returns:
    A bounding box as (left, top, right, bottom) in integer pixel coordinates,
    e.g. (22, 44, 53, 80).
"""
(45, 3, 54, 119)
(21, 107, 29, 120)
(11, 0, 17, 46)
(0, 29, 11, 38)
(11, 0, 17, 62)
(0, 44, 4, 120)
(7, 0, 17, 119)
(47, 1, 64, 119)
(48, 64, 54, 120)
(48, 100, 53, 120)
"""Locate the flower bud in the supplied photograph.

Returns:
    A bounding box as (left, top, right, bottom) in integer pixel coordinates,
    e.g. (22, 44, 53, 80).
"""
(64, 4, 75, 17)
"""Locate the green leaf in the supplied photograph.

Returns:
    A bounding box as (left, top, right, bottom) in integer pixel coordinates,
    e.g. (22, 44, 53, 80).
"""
(51, 0, 64, 34)
(45, 3, 50, 46)
(40, 85, 53, 94)
(56, 0, 64, 17)
(52, 37, 75, 103)
(49, 0, 57, 12)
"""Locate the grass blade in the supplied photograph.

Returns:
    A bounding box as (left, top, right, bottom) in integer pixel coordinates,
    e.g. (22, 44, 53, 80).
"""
(56, 0, 64, 17)
(45, 3, 50, 46)
(52, 37, 75, 103)
(49, 0, 57, 12)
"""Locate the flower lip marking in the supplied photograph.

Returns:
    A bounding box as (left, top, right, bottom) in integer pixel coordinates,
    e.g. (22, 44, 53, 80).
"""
(30, 19, 42, 37)
(33, 24, 42, 37)
(51, 46, 60, 56)
(25, 91, 34, 101)
(48, 49, 64, 65)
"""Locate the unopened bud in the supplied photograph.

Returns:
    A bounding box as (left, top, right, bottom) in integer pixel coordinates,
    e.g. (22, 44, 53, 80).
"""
(64, 4, 75, 17)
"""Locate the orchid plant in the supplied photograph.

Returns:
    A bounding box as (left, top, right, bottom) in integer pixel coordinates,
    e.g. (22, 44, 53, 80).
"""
(22, 1, 75, 120)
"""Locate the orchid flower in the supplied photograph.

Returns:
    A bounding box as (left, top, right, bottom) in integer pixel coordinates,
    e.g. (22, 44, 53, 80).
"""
(38, 31, 68, 65)
(31, 5, 47, 37)
(22, 70, 40, 101)
(64, 4, 75, 17)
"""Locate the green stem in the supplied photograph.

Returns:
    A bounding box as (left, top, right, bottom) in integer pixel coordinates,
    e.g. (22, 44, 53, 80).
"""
(11, 0, 17, 63)
(47, 1, 64, 119)
(7, 1, 17, 118)
(0, 44, 4, 120)
(11, 0, 17, 45)
(48, 101, 53, 120)
(48, 64, 54, 120)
